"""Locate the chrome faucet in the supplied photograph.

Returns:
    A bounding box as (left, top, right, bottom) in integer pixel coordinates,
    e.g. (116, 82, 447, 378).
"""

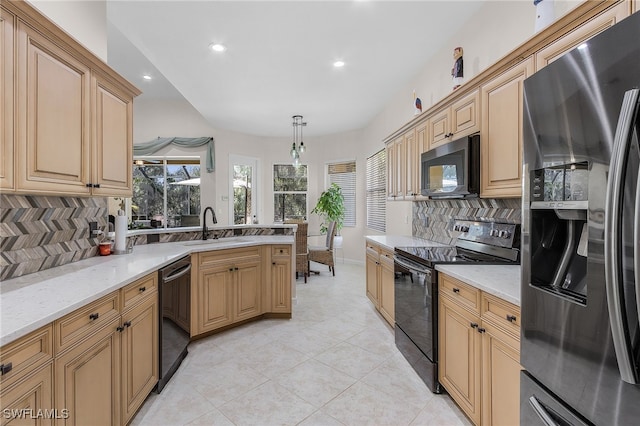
(202, 207, 217, 240)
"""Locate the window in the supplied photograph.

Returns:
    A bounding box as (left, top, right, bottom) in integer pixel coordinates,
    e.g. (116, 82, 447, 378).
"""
(366, 149, 386, 232)
(132, 158, 201, 228)
(273, 164, 307, 222)
(327, 161, 356, 227)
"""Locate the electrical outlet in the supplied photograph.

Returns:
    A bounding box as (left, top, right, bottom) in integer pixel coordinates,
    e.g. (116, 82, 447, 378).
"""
(89, 221, 98, 237)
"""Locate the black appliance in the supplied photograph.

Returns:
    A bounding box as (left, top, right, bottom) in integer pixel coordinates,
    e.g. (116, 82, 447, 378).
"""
(156, 256, 191, 392)
(394, 220, 520, 393)
(421, 134, 480, 198)
(521, 10, 640, 425)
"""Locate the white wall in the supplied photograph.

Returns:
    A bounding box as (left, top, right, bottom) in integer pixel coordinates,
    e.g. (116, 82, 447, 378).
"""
(27, 0, 108, 61)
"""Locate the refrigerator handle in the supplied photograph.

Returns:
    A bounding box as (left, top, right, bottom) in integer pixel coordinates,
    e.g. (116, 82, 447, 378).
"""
(635, 158, 640, 340)
(528, 396, 560, 426)
(604, 88, 640, 384)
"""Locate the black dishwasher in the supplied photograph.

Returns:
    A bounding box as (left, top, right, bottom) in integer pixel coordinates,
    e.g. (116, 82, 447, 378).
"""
(156, 256, 191, 392)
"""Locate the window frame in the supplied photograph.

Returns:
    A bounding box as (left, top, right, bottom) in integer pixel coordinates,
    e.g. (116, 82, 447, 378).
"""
(326, 160, 356, 228)
(273, 163, 308, 223)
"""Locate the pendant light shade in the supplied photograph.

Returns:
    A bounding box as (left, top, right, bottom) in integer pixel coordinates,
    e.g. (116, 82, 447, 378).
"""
(290, 115, 307, 165)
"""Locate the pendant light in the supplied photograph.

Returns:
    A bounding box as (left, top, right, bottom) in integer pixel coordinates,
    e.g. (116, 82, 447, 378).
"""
(290, 115, 307, 166)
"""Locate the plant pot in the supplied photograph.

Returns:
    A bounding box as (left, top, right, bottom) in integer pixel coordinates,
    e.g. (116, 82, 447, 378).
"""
(334, 235, 343, 249)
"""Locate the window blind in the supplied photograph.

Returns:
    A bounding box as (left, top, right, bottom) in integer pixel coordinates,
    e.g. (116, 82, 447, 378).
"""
(328, 161, 356, 228)
(366, 149, 386, 232)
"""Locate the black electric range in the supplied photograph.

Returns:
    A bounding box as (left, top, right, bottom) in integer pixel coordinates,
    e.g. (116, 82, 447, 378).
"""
(393, 220, 520, 394)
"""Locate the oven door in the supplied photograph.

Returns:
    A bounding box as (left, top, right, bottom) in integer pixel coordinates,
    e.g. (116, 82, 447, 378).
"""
(393, 254, 441, 393)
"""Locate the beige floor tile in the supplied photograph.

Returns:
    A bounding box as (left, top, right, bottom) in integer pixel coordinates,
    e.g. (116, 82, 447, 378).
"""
(184, 408, 235, 426)
(314, 341, 389, 380)
(238, 340, 310, 379)
(297, 410, 346, 426)
(410, 395, 474, 426)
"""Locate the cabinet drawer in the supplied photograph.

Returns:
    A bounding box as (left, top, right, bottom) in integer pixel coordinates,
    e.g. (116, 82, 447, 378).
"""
(199, 247, 261, 267)
(121, 272, 158, 311)
(379, 248, 394, 267)
(0, 325, 53, 388)
(54, 291, 120, 354)
(440, 274, 481, 314)
(271, 245, 290, 257)
(481, 293, 521, 338)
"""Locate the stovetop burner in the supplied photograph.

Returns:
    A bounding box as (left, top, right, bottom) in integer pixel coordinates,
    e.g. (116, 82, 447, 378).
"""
(396, 220, 520, 267)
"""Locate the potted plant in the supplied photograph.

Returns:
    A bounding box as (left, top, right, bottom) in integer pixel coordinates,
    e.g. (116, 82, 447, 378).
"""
(311, 183, 345, 238)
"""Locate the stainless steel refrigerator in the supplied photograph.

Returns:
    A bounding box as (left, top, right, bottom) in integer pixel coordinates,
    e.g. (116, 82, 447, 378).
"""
(521, 10, 640, 426)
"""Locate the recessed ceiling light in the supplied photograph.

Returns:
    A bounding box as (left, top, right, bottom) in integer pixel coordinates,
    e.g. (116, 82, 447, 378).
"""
(209, 43, 227, 52)
(142, 74, 152, 80)
(333, 61, 345, 68)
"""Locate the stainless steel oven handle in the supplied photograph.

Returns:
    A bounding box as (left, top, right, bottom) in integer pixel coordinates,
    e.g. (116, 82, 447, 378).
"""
(164, 263, 192, 282)
(604, 88, 639, 384)
(393, 256, 432, 277)
(528, 396, 559, 426)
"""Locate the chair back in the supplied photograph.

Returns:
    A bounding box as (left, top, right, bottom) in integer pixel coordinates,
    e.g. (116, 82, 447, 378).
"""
(325, 221, 337, 250)
(285, 220, 308, 255)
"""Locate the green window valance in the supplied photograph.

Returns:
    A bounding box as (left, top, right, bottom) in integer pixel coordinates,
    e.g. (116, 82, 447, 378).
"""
(133, 137, 215, 172)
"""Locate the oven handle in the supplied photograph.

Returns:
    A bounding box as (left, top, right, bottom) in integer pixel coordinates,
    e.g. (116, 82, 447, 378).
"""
(393, 255, 433, 277)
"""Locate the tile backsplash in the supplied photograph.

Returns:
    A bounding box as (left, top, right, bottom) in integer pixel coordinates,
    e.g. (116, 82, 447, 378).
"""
(0, 195, 108, 281)
(413, 198, 521, 245)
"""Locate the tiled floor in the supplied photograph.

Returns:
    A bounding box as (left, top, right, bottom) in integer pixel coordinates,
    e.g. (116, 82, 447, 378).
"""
(131, 263, 472, 426)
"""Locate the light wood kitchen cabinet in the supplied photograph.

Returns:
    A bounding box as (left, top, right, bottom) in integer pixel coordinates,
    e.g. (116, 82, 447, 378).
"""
(270, 245, 292, 313)
(403, 128, 421, 199)
(0, 363, 55, 425)
(427, 90, 479, 150)
(480, 57, 534, 198)
(535, 2, 629, 70)
(439, 274, 521, 426)
(385, 141, 396, 199)
(2, 0, 140, 197)
(120, 294, 158, 425)
(0, 7, 14, 191)
(365, 240, 395, 326)
(386, 123, 426, 201)
(55, 316, 122, 426)
(386, 136, 405, 199)
(193, 247, 263, 336)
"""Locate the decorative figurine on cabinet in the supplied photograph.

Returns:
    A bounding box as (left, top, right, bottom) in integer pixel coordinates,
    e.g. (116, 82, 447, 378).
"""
(451, 47, 463, 90)
(413, 90, 422, 115)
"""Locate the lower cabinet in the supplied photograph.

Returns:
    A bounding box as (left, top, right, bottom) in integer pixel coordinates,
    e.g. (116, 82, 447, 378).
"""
(0, 362, 55, 425)
(365, 240, 395, 326)
(439, 273, 521, 426)
(270, 246, 292, 313)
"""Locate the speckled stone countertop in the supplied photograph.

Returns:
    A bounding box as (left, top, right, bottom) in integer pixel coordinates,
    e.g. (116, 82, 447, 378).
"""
(0, 236, 293, 347)
(365, 235, 448, 250)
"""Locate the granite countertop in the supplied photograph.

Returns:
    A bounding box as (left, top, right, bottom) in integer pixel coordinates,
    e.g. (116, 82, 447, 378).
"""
(0, 235, 294, 347)
(365, 235, 448, 250)
(435, 264, 521, 306)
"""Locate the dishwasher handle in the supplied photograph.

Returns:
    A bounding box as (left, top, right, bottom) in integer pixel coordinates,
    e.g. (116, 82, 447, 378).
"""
(393, 255, 433, 278)
(163, 263, 192, 283)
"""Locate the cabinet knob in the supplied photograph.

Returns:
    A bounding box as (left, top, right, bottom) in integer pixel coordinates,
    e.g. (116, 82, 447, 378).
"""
(470, 322, 478, 329)
(89, 313, 99, 321)
(477, 327, 486, 334)
(0, 362, 13, 375)
(279, 249, 283, 253)
(506, 314, 517, 322)
(117, 326, 125, 332)
(139, 287, 146, 292)
(123, 321, 132, 328)
(452, 288, 460, 293)
(272, 262, 276, 265)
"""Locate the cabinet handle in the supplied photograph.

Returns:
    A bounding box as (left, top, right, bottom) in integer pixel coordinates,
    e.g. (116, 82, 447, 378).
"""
(279, 249, 283, 253)
(123, 321, 132, 328)
(93, 184, 101, 188)
(89, 313, 99, 320)
(86, 183, 93, 188)
(117, 326, 125, 332)
(478, 327, 486, 334)
(234, 267, 239, 271)
(452, 288, 460, 293)
(139, 287, 146, 292)
(272, 262, 276, 265)
(229, 268, 234, 272)
(470, 322, 478, 329)
(0, 362, 13, 375)
(506, 314, 517, 322)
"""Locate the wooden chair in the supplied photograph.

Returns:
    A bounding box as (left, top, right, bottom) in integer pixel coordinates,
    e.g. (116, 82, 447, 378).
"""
(308, 221, 337, 276)
(285, 220, 309, 283)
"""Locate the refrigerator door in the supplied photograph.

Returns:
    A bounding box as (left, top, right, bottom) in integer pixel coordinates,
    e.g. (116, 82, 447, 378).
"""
(521, 10, 640, 425)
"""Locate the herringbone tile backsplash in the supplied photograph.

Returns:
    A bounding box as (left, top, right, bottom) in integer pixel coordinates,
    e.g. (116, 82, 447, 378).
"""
(413, 198, 521, 245)
(0, 195, 108, 281)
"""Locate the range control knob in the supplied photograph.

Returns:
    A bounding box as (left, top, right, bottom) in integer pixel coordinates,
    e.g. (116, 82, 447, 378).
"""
(453, 224, 460, 231)
(490, 229, 500, 237)
(499, 230, 511, 239)
(459, 225, 469, 232)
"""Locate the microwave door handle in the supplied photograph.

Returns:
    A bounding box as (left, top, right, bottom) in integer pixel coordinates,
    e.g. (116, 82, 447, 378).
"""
(605, 88, 640, 384)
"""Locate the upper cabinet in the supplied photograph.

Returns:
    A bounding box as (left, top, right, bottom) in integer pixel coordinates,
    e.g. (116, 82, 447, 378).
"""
(535, 2, 630, 70)
(427, 90, 480, 150)
(480, 57, 534, 198)
(0, 1, 140, 197)
(0, 7, 14, 191)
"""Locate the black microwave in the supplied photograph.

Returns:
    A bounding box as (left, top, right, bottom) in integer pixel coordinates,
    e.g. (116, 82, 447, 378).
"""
(421, 134, 480, 198)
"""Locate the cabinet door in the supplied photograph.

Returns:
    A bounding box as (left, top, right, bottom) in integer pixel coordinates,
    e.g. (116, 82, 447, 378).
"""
(234, 259, 262, 322)
(16, 22, 91, 195)
(270, 256, 291, 313)
(451, 90, 479, 139)
(365, 246, 379, 307)
(121, 295, 158, 424)
(385, 142, 395, 199)
(403, 128, 419, 198)
(535, 2, 629, 70)
(378, 250, 395, 326)
(428, 108, 450, 149)
(0, 363, 54, 426)
(92, 74, 133, 197)
(480, 57, 534, 198)
(0, 7, 14, 191)
(393, 136, 404, 198)
(55, 319, 121, 426)
(481, 320, 521, 426)
(439, 297, 481, 426)
(196, 266, 233, 334)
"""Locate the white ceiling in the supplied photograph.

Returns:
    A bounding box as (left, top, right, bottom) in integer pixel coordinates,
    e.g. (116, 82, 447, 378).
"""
(106, 1, 486, 138)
